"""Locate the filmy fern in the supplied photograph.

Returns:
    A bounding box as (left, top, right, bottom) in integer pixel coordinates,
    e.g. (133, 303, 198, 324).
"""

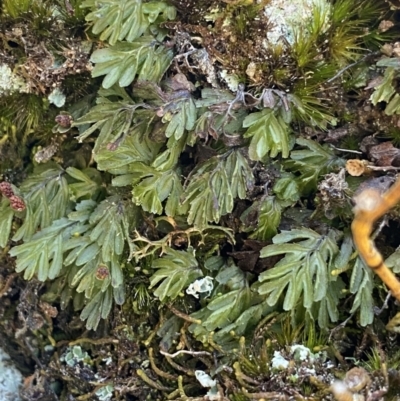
(90, 38, 173, 88)
(131, 164, 185, 216)
(243, 108, 291, 161)
(182, 149, 254, 228)
(73, 86, 152, 152)
(246, 196, 282, 241)
(12, 164, 69, 241)
(82, 0, 176, 45)
(189, 259, 271, 347)
(370, 62, 400, 115)
(2, 0, 396, 351)
(9, 195, 139, 329)
(163, 97, 197, 141)
(285, 138, 343, 193)
(95, 127, 163, 186)
(258, 228, 341, 328)
(10, 218, 76, 281)
(149, 247, 202, 302)
(349, 257, 375, 326)
(0, 198, 15, 247)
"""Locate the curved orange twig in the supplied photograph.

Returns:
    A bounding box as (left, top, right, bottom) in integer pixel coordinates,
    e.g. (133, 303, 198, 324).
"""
(351, 179, 400, 301)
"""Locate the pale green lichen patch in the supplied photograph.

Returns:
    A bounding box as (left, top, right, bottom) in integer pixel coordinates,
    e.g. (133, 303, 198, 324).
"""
(0, 347, 23, 401)
(48, 87, 66, 107)
(0, 64, 27, 95)
(263, 0, 331, 45)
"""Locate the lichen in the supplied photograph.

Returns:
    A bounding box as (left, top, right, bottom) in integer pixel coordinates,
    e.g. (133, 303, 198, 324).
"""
(263, 0, 331, 45)
(0, 64, 27, 95)
(0, 348, 23, 401)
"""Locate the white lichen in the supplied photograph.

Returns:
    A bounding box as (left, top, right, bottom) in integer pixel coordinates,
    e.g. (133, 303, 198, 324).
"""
(95, 384, 114, 401)
(195, 370, 217, 387)
(0, 347, 23, 401)
(291, 344, 315, 362)
(195, 371, 220, 399)
(0, 64, 27, 95)
(219, 70, 239, 92)
(61, 345, 90, 367)
(186, 276, 214, 298)
(271, 345, 328, 374)
(271, 351, 290, 370)
(48, 87, 66, 107)
(263, 0, 331, 45)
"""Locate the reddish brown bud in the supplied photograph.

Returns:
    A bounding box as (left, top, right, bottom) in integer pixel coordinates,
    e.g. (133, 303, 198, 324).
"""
(9, 195, 26, 211)
(95, 265, 109, 280)
(0, 181, 14, 198)
(55, 114, 73, 128)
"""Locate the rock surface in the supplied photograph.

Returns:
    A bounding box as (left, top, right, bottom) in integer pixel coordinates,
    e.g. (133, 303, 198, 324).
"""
(0, 347, 23, 401)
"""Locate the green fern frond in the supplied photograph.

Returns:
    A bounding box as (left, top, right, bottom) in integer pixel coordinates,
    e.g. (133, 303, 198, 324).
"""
(183, 150, 254, 228)
(288, 89, 337, 130)
(73, 89, 142, 150)
(0, 198, 14, 248)
(370, 66, 400, 115)
(95, 130, 163, 186)
(247, 196, 282, 241)
(90, 38, 173, 88)
(243, 108, 291, 161)
(163, 97, 197, 141)
(9, 217, 76, 280)
(258, 228, 341, 328)
(189, 261, 271, 347)
(285, 138, 343, 193)
(12, 163, 69, 241)
(149, 247, 202, 302)
(80, 285, 124, 330)
(131, 164, 185, 216)
(349, 257, 375, 326)
(82, 0, 176, 45)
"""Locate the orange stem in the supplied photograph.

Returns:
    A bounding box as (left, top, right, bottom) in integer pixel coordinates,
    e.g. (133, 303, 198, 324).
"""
(351, 179, 400, 301)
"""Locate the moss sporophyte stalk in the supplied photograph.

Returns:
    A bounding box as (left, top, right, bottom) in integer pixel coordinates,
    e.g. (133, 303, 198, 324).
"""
(1, 0, 400, 399)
